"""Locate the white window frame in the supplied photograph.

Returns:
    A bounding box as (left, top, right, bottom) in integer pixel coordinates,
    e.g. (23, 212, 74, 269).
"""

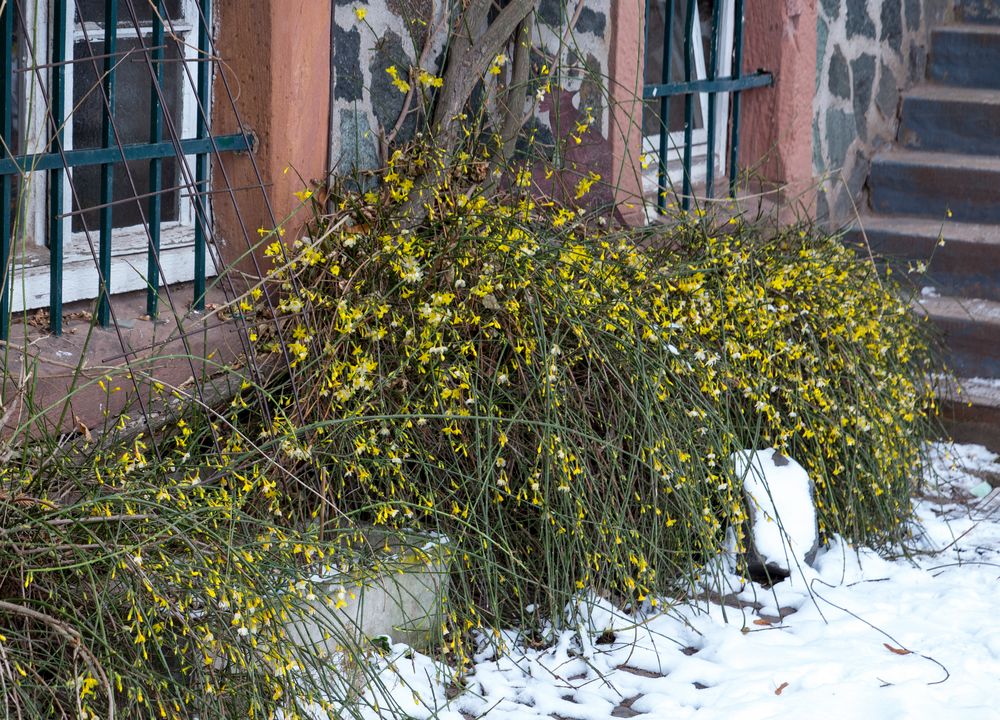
(11, 0, 214, 313)
(642, 0, 736, 193)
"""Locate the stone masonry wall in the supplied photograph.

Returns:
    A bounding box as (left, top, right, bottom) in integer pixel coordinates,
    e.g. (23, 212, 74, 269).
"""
(330, 0, 615, 202)
(331, 0, 448, 181)
(814, 0, 952, 224)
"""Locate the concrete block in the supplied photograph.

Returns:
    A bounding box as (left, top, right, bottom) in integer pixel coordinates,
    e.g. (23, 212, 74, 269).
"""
(282, 531, 451, 653)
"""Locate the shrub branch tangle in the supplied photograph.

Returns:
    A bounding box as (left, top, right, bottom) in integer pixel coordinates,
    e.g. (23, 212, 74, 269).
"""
(1, 2, 943, 714)
(255, 170, 941, 660)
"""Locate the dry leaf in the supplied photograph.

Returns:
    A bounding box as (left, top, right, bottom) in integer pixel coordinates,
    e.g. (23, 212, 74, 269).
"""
(774, 682, 789, 696)
(28, 309, 49, 328)
(753, 618, 773, 626)
(883, 643, 912, 656)
(74, 415, 93, 443)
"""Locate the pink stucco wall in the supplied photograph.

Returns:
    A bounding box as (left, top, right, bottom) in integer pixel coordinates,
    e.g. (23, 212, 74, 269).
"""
(609, 0, 647, 225)
(741, 0, 818, 210)
(213, 0, 332, 272)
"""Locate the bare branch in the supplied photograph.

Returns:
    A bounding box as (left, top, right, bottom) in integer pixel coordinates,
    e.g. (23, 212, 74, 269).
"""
(500, 17, 533, 163)
(432, 0, 538, 138)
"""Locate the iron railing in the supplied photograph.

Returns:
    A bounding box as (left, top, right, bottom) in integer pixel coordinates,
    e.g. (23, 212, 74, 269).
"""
(643, 0, 772, 212)
(0, 0, 251, 339)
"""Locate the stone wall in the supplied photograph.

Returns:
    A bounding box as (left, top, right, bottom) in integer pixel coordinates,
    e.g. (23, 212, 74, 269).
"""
(530, 0, 615, 204)
(330, 0, 448, 180)
(813, 0, 952, 224)
(329, 0, 616, 202)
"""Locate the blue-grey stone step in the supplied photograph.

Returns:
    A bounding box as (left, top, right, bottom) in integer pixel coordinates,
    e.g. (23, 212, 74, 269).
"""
(930, 25, 1000, 89)
(916, 295, 1000, 378)
(899, 85, 1000, 155)
(941, 378, 1000, 453)
(869, 149, 1000, 223)
(845, 215, 1000, 301)
(958, 0, 1000, 25)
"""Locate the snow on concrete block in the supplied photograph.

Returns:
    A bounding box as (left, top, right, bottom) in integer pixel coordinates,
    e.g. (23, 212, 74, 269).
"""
(283, 531, 451, 653)
(731, 448, 819, 581)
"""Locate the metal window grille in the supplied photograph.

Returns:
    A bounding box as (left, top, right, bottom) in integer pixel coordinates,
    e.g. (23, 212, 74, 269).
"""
(643, 0, 772, 213)
(0, 0, 252, 340)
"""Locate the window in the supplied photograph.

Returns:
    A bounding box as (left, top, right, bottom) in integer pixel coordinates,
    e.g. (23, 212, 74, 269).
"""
(642, 0, 735, 192)
(8, 0, 213, 313)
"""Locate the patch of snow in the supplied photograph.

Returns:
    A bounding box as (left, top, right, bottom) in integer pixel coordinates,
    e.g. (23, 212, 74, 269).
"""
(301, 443, 1000, 720)
(732, 448, 818, 576)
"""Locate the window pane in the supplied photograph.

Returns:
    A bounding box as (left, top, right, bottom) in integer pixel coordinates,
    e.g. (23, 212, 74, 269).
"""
(8, 15, 24, 231)
(642, 0, 710, 139)
(71, 36, 185, 232)
(76, 0, 184, 26)
(71, 158, 179, 232)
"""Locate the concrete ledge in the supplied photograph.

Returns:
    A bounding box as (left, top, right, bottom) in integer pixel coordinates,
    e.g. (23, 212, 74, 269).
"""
(0, 283, 250, 439)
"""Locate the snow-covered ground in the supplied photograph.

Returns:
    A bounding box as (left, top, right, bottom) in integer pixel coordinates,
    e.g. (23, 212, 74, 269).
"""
(349, 443, 1000, 720)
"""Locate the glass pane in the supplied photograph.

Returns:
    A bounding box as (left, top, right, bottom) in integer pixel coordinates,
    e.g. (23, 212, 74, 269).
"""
(9, 6, 30, 238)
(70, 36, 184, 232)
(8, 16, 23, 224)
(76, 0, 184, 26)
(643, 0, 715, 139)
(72, 158, 179, 232)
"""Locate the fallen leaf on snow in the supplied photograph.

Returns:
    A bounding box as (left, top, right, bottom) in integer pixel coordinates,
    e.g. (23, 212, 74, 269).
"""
(883, 643, 912, 656)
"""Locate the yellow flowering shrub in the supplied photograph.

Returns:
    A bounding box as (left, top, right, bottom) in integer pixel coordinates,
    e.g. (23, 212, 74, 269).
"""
(0, 421, 383, 719)
(252, 162, 941, 654)
(0, 155, 942, 716)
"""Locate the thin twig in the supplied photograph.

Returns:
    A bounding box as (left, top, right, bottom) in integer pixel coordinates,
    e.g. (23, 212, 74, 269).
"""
(0, 601, 115, 718)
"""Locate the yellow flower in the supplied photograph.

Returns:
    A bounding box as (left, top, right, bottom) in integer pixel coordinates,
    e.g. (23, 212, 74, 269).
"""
(488, 53, 506, 75)
(385, 65, 410, 93)
(354, 6, 367, 21)
(417, 69, 443, 88)
(574, 171, 601, 199)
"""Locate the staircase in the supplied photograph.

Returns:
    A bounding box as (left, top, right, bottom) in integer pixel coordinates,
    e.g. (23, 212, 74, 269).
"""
(853, 1, 1000, 450)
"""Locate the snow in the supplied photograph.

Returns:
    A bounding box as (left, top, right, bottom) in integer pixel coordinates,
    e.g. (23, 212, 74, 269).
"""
(731, 448, 818, 575)
(308, 443, 1000, 720)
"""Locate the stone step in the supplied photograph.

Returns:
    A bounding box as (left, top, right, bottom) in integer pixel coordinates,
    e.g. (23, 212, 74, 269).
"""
(930, 24, 1000, 89)
(957, 0, 1000, 25)
(845, 215, 1000, 301)
(869, 149, 1000, 223)
(899, 85, 1000, 155)
(940, 377, 1000, 452)
(916, 295, 1000, 378)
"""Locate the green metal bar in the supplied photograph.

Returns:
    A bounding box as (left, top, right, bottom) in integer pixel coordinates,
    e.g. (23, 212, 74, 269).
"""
(193, 0, 210, 311)
(0, 134, 250, 175)
(643, 0, 651, 55)
(642, 71, 772, 98)
(146, 0, 164, 318)
(0, 3, 12, 341)
(97, 0, 120, 327)
(49, 0, 68, 335)
(704, 0, 721, 198)
(729, 0, 746, 198)
(681, 0, 695, 210)
(657, 0, 674, 214)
